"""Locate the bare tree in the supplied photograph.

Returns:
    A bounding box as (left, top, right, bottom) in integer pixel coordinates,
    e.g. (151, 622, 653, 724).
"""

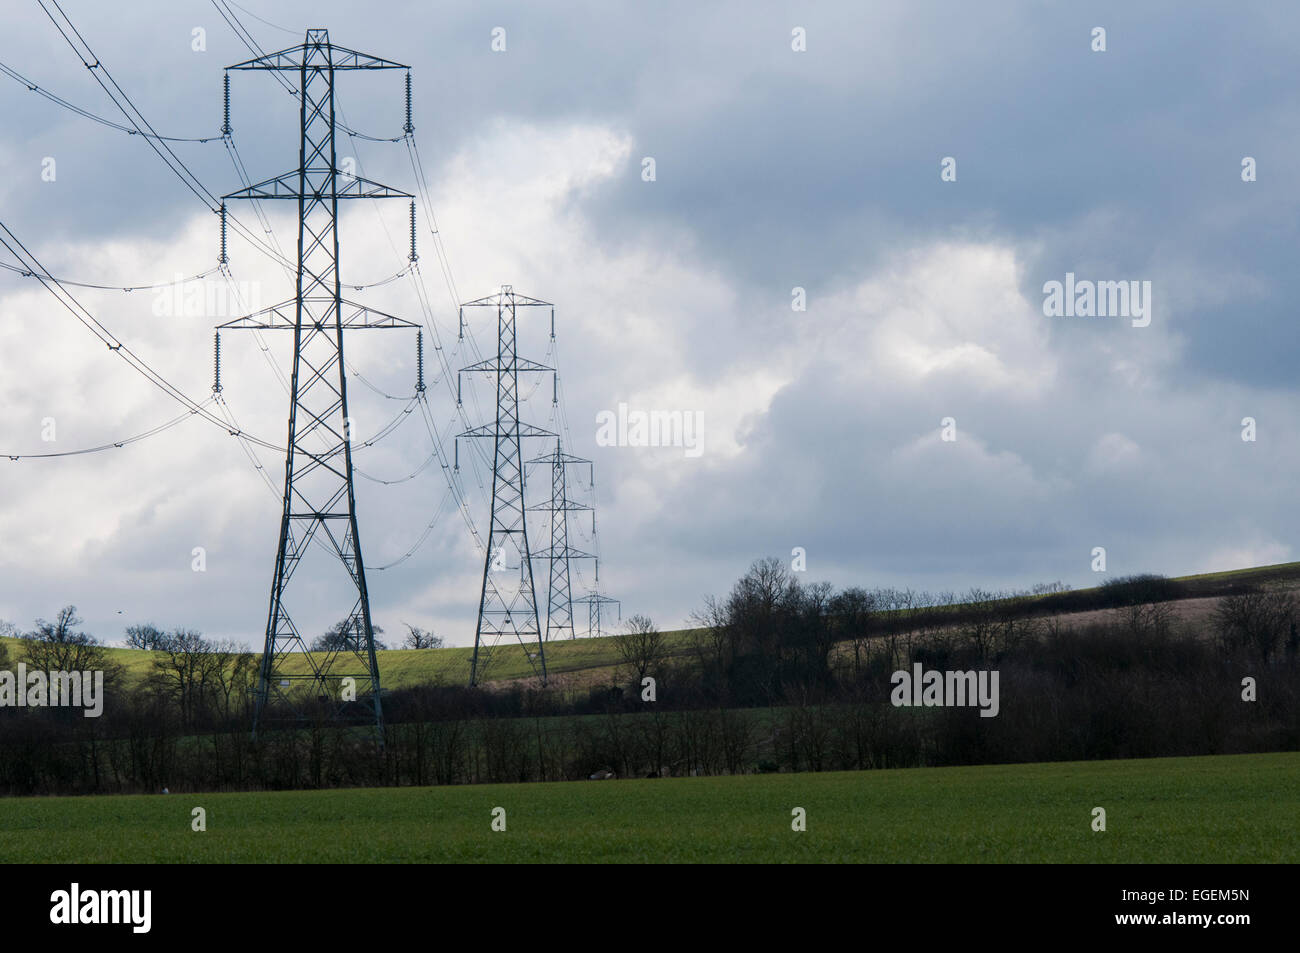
(22, 606, 111, 673)
(1119, 600, 1175, 641)
(206, 640, 257, 722)
(794, 580, 838, 692)
(1215, 589, 1296, 661)
(831, 587, 877, 680)
(402, 623, 443, 650)
(153, 629, 218, 727)
(616, 614, 668, 688)
(688, 597, 731, 701)
(311, 618, 388, 652)
(124, 623, 168, 650)
(960, 588, 1010, 661)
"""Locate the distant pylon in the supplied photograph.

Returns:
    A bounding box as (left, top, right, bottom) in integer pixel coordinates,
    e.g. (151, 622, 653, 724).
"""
(457, 286, 555, 685)
(527, 439, 595, 641)
(574, 593, 621, 638)
(220, 30, 418, 740)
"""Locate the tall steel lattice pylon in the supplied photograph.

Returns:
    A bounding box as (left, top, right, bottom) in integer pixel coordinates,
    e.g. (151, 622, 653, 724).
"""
(456, 286, 556, 685)
(527, 439, 595, 641)
(220, 30, 417, 739)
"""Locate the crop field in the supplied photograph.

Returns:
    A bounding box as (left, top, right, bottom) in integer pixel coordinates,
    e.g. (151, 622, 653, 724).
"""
(0, 752, 1293, 863)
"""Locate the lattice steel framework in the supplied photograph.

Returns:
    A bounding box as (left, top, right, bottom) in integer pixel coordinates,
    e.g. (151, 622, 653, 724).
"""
(221, 30, 416, 739)
(527, 440, 594, 641)
(457, 287, 556, 685)
(574, 593, 621, 638)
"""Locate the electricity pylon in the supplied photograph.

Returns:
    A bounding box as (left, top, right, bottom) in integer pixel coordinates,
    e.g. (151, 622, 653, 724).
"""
(220, 30, 417, 739)
(527, 439, 595, 641)
(457, 286, 555, 685)
(574, 593, 621, 638)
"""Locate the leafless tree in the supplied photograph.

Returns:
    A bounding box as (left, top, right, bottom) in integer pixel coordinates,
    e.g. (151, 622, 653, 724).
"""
(124, 623, 168, 650)
(1215, 589, 1296, 661)
(616, 614, 668, 687)
(960, 588, 1022, 661)
(831, 587, 877, 679)
(1119, 600, 1175, 641)
(796, 580, 838, 690)
(153, 629, 217, 727)
(311, 618, 388, 652)
(22, 605, 112, 673)
(207, 640, 257, 721)
(688, 596, 730, 695)
(402, 623, 443, 650)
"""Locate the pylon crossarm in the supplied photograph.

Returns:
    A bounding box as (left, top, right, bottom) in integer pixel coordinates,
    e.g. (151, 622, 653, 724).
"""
(221, 300, 418, 330)
(461, 356, 554, 374)
(224, 171, 412, 200)
(528, 500, 592, 512)
(525, 451, 590, 465)
(458, 422, 556, 439)
(461, 291, 552, 307)
(228, 37, 407, 73)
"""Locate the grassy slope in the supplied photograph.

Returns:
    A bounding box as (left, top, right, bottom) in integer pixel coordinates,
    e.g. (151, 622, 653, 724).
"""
(6, 560, 1300, 692)
(0, 624, 707, 691)
(0, 628, 699, 690)
(0, 752, 1293, 863)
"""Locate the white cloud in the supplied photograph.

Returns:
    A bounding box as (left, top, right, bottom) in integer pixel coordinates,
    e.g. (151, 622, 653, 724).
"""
(812, 242, 1058, 397)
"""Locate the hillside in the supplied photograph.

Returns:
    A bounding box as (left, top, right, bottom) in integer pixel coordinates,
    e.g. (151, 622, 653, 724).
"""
(5, 560, 1300, 692)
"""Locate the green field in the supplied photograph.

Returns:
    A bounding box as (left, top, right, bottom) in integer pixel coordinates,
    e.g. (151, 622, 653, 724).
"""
(1, 752, 1293, 863)
(0, 627, 697, 690)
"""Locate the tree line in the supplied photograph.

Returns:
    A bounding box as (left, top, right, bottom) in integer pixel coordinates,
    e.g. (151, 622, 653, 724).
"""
(0, 559, 1296, 795)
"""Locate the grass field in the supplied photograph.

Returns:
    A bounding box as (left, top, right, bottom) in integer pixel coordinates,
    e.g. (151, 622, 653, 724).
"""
(0, 628, 697, 690)
(0, 752, 1294, 863)
(0, 626, 699, 691)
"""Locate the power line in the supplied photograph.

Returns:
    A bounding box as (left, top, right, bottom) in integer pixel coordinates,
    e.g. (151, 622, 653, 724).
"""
(355, 450, 439, 486)
(224, 0, 299, 36)
(39, 1, 220, 208)
(208, 0, 296, 96)
(0, 218, 281, 452)
(365, 484, 455, 571)
(333, 88, 495, 535)
(37, 0, 296, 273)
(0, 59, 218, 141)
(0, 258, 221, 292)
(1, 400, 211, 460)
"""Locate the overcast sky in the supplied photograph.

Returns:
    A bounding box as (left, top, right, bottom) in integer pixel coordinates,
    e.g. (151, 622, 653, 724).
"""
(2, 1, 1298, 650)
